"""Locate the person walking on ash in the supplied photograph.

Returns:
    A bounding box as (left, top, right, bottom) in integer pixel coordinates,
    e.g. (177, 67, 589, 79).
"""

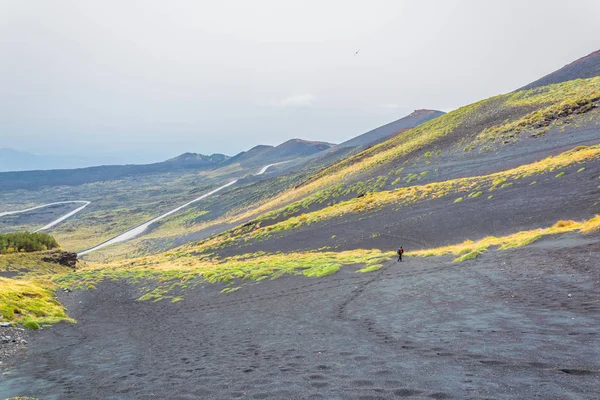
(397, 246, 404, 262)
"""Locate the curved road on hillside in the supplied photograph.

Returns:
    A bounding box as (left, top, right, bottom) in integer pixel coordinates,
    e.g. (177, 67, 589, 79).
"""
(255, 161, 290, 175)
(0, 201, 91, 232)
(76, 162, 287, 255)
(77, 180, 238, 256)
(1, 163, 285, 255)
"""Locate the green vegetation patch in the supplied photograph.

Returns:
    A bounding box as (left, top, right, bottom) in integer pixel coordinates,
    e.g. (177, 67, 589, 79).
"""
(410, 215, 600, 263)
(357, 265, 382, 273)
(0, 232, 59, 254)
(53, 249, 394, 301)
(0, 277, 75, 326)
(476, 77, 600, 144)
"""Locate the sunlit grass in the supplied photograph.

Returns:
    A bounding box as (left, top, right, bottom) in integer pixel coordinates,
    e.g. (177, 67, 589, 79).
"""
(411, 215, 600, 262)
(53, 249, 394, 301)
(476, 78, 600, 143)
(0, 277, 75, 327)
(193, 144, 600, 252)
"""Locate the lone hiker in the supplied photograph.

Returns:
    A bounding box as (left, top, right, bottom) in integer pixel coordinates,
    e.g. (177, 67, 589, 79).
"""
(397, 246, 404, 262)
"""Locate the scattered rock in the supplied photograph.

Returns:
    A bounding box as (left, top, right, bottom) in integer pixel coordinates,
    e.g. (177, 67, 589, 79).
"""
(42, 250, 78, 268)
(63, 287, 71, 293)
(0, 326, 30, 364)
(0, 322, 12, 327)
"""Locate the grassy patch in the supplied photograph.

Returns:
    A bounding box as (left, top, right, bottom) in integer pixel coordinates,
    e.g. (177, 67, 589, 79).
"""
(303, 263, 340, 277)
(220, 286, 241, 294)
(53, 249, 394, 300)
(410, 215, 600, 262)
(23, 320, 40, 330)
(475, 77, 600, 144)
(454, 197, 464, 203)
(0, 277, 75, 326)
(555, 172, 565, 178)
(452, 250, 483, 263)
(357, 265, 382, 273)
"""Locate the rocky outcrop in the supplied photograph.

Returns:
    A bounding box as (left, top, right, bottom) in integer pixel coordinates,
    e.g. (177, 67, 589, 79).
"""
(41, 250, 77, 269)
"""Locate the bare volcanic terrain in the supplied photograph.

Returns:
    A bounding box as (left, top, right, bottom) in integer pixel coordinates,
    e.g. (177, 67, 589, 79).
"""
(1, 51, 600, 400)
(1, 235, 599, 399)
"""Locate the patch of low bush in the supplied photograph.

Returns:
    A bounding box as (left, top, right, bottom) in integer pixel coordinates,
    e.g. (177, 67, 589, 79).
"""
(0, 232, 59, 254)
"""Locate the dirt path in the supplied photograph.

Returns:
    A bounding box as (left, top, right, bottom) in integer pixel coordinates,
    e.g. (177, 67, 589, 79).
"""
(1, 237, 599, 399)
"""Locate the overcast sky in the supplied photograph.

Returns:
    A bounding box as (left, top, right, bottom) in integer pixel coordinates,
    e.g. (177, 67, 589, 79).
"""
(1, 0, 599, 163)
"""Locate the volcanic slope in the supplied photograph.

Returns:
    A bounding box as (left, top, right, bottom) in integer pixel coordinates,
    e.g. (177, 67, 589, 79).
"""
(520, 48, 600, 90)
(133, 75, 600, 261)
(298, 109, 445, 167)
(81, 76, 600, 261)
(79, 110, 443, 261)
(2, 52, 600, 400)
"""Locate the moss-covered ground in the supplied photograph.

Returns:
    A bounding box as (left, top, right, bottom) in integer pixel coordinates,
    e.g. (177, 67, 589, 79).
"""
(0, 277, 75, 327)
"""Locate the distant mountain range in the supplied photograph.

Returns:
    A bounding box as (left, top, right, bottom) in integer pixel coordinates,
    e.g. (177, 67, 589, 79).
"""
(224, 139, 335, 167)
(0, 108, 449, 191)
(0, 138, 335, 191)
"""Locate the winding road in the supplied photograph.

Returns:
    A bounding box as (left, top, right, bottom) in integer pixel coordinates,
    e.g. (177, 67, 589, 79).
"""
(0, 201, 91, 232)
(0, 162, 287, 256)
(77, 180, 238, 256)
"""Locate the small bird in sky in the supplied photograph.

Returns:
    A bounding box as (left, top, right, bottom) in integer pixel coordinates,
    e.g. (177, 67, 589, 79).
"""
(355, 49, 360, 56)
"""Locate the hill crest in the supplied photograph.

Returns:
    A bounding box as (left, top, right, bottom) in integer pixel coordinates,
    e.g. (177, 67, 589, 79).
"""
(520, 48, 600, 90)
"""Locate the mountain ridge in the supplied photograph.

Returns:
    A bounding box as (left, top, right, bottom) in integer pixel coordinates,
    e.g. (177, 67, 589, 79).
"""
(520, 48, 600, 90)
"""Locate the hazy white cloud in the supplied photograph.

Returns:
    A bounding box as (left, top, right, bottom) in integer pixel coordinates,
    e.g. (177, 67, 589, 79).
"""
(278, 93, 317, 108)
(0, 0, 599, 162)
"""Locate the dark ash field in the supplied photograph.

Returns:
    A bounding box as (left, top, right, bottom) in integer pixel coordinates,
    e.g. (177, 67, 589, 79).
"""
(2, 235, 598, 399)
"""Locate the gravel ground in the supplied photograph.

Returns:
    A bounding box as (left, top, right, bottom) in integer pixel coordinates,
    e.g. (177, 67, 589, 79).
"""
(0, 235, 598, 399)
(0, 326, 29, 368)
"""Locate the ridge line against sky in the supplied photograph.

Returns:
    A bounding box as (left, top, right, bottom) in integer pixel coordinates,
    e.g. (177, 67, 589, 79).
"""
(1, 0, 599, 165)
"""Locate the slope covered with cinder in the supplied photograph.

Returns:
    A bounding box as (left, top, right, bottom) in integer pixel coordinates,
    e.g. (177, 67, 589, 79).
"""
(80, 74, 600, 261)
(2, 50, 600, 400)
(189, 76, 600, 242)
(330, 109, 444, 150)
